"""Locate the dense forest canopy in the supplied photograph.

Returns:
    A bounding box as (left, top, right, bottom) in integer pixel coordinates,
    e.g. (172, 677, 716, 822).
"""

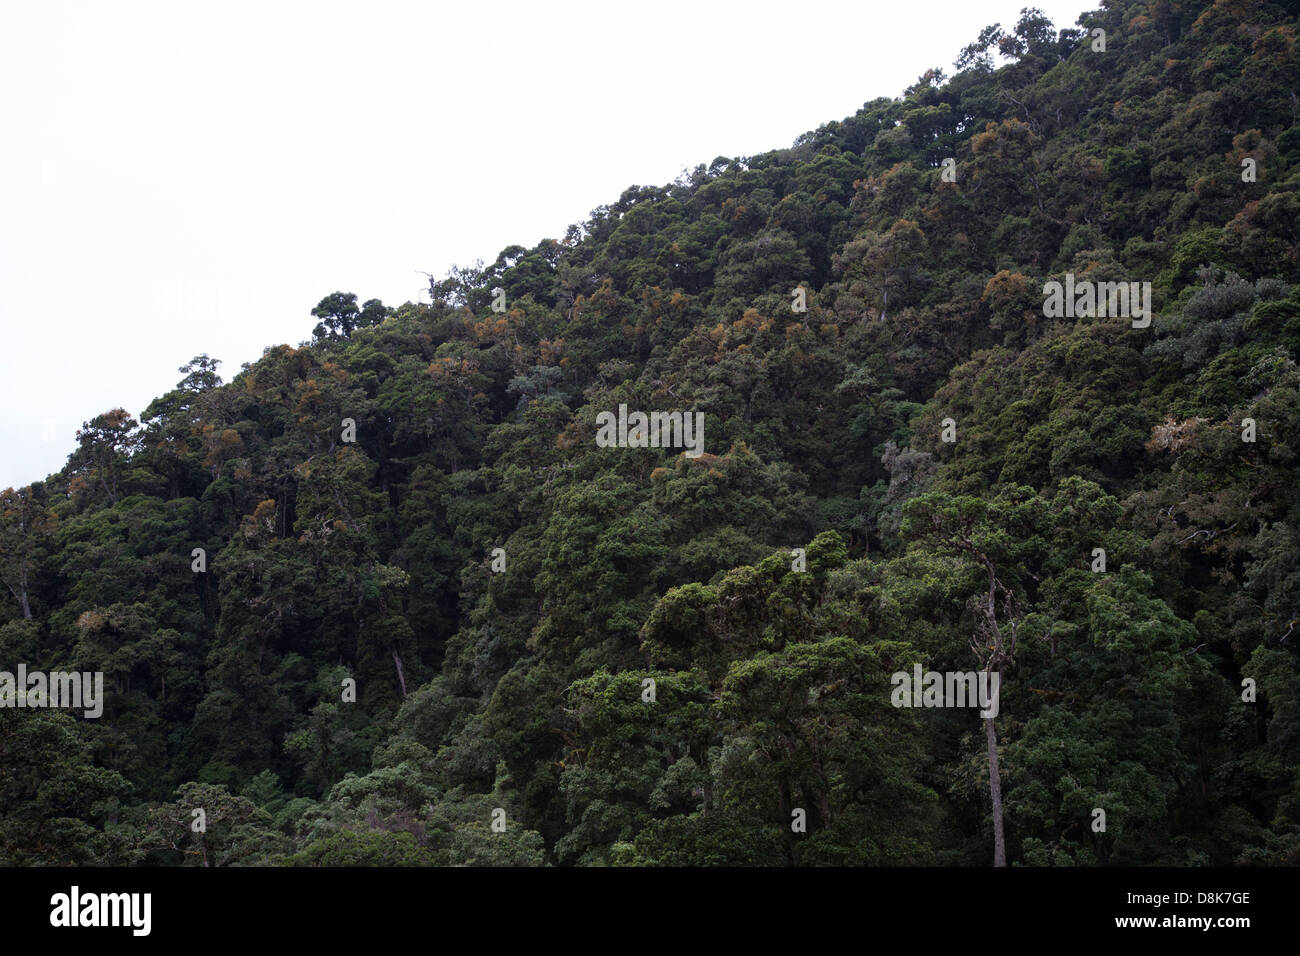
(2, 0, 1299, 866)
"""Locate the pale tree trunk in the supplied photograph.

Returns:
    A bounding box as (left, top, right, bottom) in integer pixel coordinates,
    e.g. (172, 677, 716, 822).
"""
(979, 560, 1011, 867)
(4, 578, 32, 620)
(985, 713, 1006, 867)
(392, 648, 408, 698)
(19, 563, 31, 620)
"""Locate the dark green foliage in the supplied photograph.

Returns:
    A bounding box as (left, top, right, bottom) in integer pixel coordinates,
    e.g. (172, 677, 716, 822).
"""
(3, 0, 1298, 866)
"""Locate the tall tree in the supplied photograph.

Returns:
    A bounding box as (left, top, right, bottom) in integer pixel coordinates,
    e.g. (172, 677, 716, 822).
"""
(0, 485, 53, 621)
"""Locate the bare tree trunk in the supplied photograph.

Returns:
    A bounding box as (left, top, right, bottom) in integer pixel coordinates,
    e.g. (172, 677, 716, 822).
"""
(978, 560, 1010, 867)
(19, 564, 31, 620)
(392, 648, 408, 698)
(5, 581, 32, 620)
(985, 713, 1006, 867)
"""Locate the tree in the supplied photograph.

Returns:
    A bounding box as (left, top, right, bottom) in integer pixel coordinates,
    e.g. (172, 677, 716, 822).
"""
(67, 409, 141, 504)
(0, 705, 130, 864)
(718, 636, 937, 865)
(1012, 7, 1057, 59)
(901, 491, 1033, 866)
(955, 23, 1007, 72)
(140, 782, 288, 866)
(311, 292, 388, 341)
(834, 220, 927, 322)
(177, 354, 223, 393)
(0, 485, 54, 620)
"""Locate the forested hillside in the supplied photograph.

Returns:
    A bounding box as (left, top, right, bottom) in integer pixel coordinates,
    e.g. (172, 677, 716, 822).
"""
(3, 0, 1298, 866)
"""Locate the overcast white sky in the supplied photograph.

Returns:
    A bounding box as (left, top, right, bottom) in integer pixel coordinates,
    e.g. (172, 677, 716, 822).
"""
(0, 0, 1091, 490)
